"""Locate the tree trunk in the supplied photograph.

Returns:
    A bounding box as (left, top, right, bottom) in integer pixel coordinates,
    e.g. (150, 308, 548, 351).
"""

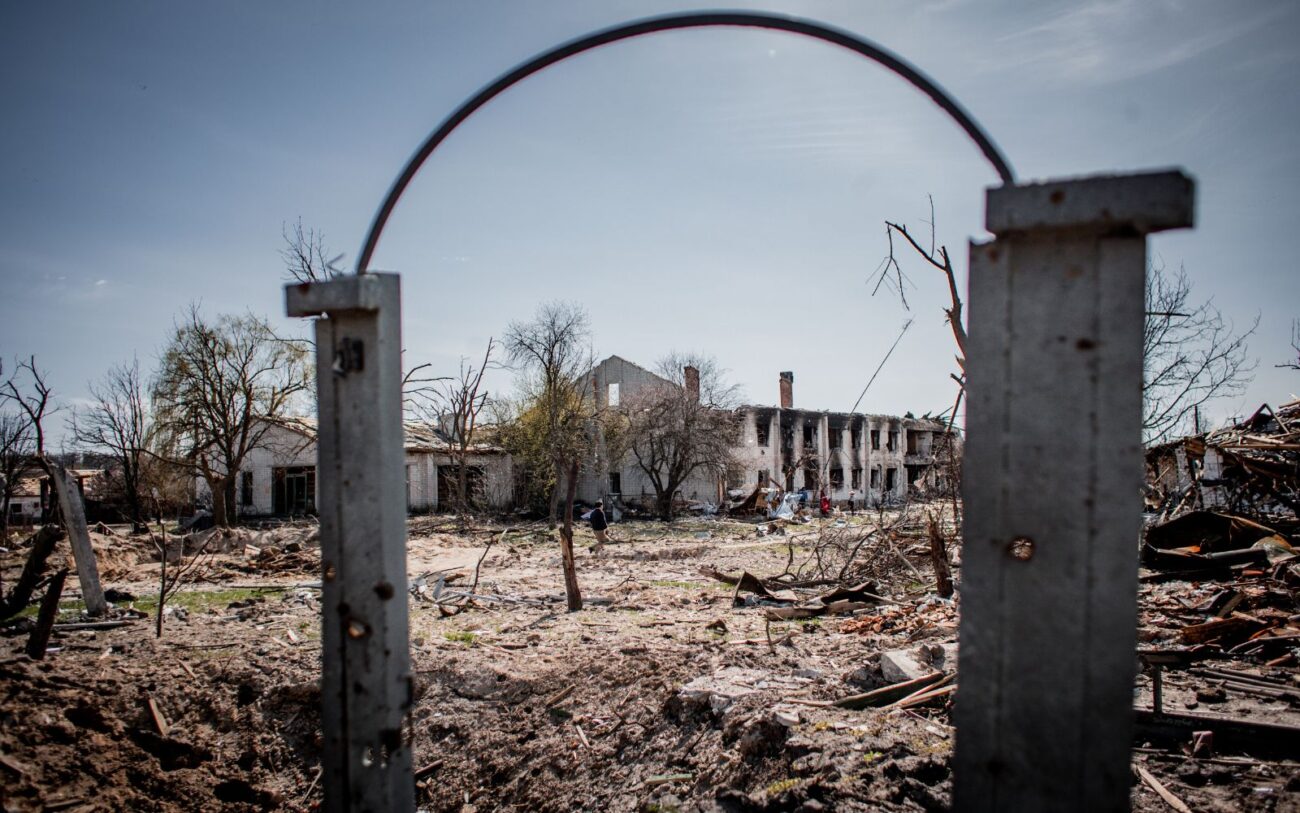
(456, 455, 469, 513)
(26, 569, 66, 660)
(0, 525, 64, 620)
(547, 469, 561, 530)
(927, 511, 954, 599)
(558, 460, 582, 612)
(210, 476, 229, 528)
(657, 490, 674, 522)
(223, 478, 237, 525)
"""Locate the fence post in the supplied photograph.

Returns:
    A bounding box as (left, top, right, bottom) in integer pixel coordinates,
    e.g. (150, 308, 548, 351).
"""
(286, 274, 414, 813)
(954, 171, 1195, 812)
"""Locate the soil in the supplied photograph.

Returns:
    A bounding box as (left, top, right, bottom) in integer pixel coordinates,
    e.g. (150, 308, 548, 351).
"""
(0, 511, 1296, 812)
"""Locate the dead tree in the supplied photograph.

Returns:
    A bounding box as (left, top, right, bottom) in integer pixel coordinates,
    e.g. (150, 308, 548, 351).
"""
(0, 408, 33, 542)
(1280, 319, 1300, 371)
(3, 356, 106, 615)
(558, 459, 582, 611)
(419, 339, 497, 515)
(70, 358, 149, 531)
(150, 306, 310, 526)
(1143, 262, 1257, 443)
(280, 218, 345, 283)
(605, 353, 741, 520)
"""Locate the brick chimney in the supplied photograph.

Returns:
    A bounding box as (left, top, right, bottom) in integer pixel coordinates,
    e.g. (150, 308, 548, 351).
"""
(779, 371, 794, 409)
(684, 365, 700, 402)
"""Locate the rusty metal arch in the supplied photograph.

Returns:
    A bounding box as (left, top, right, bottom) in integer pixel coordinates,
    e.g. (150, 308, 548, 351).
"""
(355, 10, 1016, 274)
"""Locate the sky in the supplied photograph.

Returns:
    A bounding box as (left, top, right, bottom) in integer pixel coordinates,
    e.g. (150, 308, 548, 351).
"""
(2, 0, 1298, 448)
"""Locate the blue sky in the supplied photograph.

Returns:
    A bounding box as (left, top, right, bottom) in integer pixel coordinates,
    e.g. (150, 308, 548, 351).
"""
(2, 1, 1297, 446)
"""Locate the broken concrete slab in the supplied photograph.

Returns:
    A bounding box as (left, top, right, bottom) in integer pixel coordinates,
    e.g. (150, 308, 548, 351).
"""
(881, 642, 958, 683)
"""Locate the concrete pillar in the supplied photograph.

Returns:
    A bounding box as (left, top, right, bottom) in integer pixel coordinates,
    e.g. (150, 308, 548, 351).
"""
(955, 171, 1194, 812)
(286, 274, 414, 813)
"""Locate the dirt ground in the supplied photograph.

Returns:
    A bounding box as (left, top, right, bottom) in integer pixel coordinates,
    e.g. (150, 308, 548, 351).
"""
(1, 510, 1297, 812)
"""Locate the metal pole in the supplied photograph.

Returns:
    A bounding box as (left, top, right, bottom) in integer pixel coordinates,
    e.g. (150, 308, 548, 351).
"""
(286, 274, 414, 813)
(955, 171, 1195, 812)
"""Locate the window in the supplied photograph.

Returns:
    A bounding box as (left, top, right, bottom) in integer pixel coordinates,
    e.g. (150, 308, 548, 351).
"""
(803, 424, 814, 445)
(755, 418, 770, 447)
(830, 467, 844, 489)
(607, 382, 620, 407)
(870, 429, 880, 450)
(240, 471, 254, 507)
(851, 468, 862, 489)
(851, 423, 862, 449)
(803, 466, 818, 490)
(272, 466, 316, 515)
(9, 503, 21, 518)
(885, 467, 898, 491)
(757, 469, 769, 485)
(906, 430, 919, 455)
(830, 428, 843, 450)
(870, 468, 881, 489)
(609, 472, 622, 494)
(887, 430, 899, 452)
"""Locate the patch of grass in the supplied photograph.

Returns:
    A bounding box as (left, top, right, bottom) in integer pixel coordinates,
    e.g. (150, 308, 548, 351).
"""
(796, 617, 821, 627)
(765, 778, 800, 796)
(443, 630, 478, 645)
(649, 580, 704, 590)
(131, 587, 286, 615)
(862, 751, 883, 764)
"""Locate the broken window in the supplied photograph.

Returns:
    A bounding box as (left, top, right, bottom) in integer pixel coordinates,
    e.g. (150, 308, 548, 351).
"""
(272, 466, 316, 515)
(803, 466, 818, 490)
(851, 467, 862, 489)
(887, 430, 899, 452)
(830, 467, 844, 489)
(906, 430, 918, 455)
(830, 427, 843, 449)
(870, 468, 880, 489)
(851, 422, 862, 449)
(755, 418, 770, 447)
(609, 471, 622, 494)
(803, 424, 815, 446)
(241, 471, 254, 506)
(607, 382, 620, 407)
(885, 467, 898, 491)
(757, 469, 769, 485)
(870, 429, 880, 450)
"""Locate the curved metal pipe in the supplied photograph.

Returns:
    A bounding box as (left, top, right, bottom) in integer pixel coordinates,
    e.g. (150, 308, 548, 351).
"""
(356, 11, 1015, 273)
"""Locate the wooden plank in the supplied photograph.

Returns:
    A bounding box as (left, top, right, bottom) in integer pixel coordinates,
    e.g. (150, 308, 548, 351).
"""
(46, 463, 106, 616)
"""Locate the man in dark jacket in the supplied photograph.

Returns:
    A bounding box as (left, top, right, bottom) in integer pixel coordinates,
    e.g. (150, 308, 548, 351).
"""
(589, 500, 611, 552)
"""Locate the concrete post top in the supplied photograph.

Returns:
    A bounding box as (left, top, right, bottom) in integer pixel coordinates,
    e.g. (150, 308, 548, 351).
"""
(285, 272, 400, 317)
(986, 169, 1194, 236)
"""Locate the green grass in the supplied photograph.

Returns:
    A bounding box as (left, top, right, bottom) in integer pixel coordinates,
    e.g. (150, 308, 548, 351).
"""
(442, 630, 478, 645)
(14, 586, 285, 623)
(765, 778, 800, 795)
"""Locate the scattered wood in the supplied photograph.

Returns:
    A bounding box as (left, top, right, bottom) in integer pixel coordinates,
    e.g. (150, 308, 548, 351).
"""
(146, 695, 170, 737)
(1135, 765, 1193, 813)
(52, 620, 133, 632)
(544, 686, 574, 708)
(642, 773, 692, 788)
(0, 752, 31, 776)
(414, 759, 444, 780)
(834, 671, 946, 710)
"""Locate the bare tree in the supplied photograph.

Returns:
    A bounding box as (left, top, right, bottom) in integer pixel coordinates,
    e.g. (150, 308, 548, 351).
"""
(0, 384, 35, 540)
(281, 218, 345, 283)
(418, 339, 497, 514)
(70, 358, 149, 531)
(1278, 318, 1300, 371)
(1143, 263, 1257, 443)
(503, 302, 594, 527)
(604, 353, 741, 521)
(151, 306, 311, 526)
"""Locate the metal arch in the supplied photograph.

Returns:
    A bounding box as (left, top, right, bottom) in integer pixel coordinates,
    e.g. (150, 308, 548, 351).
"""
(356, 10, 1016, 274)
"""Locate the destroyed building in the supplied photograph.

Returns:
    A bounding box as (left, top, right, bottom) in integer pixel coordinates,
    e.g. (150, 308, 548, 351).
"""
(580, 355, 956, 510)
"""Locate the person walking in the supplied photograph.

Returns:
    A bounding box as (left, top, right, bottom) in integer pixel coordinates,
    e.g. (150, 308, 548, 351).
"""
(589, 499, 611, 553)
(847, 489, 857, 515)
(819, 491, 831, 518)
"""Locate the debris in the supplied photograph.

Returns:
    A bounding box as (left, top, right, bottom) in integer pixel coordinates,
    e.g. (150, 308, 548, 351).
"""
(880, 643, 958, 683)
(834, 672, 947, 710)
(146, 695, 170, 737)
(1135, 764, 1194, 813)
(25, 569, 66, 660)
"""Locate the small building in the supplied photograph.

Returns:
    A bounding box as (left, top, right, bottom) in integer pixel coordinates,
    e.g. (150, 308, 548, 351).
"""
(197, 417, 517, 518)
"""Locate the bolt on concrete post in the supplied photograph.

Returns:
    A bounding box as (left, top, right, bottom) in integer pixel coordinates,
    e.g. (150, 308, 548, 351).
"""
(286, 274, 414, 813)
(954, 171, 1195, 813)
